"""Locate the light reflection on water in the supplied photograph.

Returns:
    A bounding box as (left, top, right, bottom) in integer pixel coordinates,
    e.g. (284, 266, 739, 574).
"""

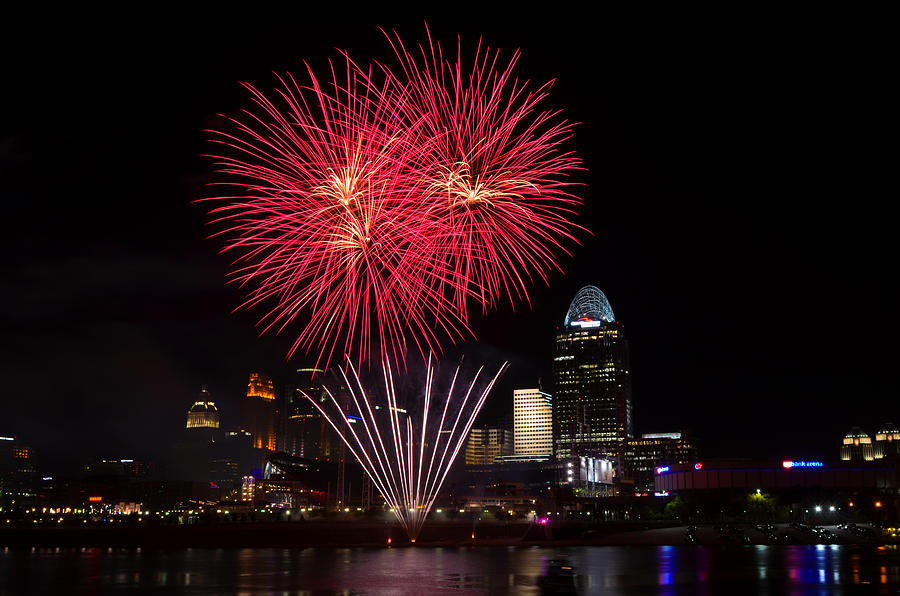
(0, 544, 899, 594)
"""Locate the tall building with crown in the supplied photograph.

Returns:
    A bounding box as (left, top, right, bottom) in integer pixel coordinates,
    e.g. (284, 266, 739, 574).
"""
(174, 385, 219, 482)
(552, 286, 633, 466)
(246, 372, 277, 450)
(186, 386, 220, 430)
(172, 384, 263, 490)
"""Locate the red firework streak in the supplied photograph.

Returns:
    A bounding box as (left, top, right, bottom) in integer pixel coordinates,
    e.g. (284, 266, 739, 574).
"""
(205, 59, 468, 369)
(205, 31, 583, 369)
(381, 27, 585, 318)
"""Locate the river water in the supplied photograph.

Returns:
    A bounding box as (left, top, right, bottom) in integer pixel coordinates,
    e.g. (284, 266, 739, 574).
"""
(1, 544, 898, 594)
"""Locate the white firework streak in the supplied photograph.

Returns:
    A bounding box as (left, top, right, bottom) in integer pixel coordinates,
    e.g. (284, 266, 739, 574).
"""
(302, 357, 508, 541)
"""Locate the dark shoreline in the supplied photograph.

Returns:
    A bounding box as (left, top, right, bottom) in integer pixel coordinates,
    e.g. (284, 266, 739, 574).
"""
(1, 521, 893, 548)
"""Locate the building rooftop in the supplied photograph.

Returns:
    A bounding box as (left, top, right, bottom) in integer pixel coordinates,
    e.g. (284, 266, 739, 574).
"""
(876, 422, 899, 434)
(189, 401, 218, 413)
(844, 427, 870, 439)
(564, 286, 615, 328)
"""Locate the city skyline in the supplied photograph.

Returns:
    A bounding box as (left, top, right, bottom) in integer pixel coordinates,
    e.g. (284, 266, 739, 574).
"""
(1, 18, 896, 470)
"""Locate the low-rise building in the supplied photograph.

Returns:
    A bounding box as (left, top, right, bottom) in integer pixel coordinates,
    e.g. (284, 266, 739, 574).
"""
(624, 432, 699, 494)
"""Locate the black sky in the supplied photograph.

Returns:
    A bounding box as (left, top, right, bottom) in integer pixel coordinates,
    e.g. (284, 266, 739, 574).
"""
(1, 14, 895, 470)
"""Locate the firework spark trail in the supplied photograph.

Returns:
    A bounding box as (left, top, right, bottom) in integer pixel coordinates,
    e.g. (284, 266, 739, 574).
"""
(204, 30, 584, 369)
(303, 358, 508, 541)
(380, 27, 586, 318)
(204, 58, 471, 369)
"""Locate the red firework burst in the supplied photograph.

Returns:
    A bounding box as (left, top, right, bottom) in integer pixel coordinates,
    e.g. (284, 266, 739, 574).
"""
(204, 31, 583, 368)
(382, 27, 585, 317)
(205, 60, 468, 368)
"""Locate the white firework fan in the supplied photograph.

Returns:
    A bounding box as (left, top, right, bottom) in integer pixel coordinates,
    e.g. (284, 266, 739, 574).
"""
(303, 357, 508, 541)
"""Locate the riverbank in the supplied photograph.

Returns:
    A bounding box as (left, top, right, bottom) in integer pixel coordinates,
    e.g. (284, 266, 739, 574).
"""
(0, 521, 894, 548)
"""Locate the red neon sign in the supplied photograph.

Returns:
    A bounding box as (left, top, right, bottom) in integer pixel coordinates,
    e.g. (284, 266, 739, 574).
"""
(88, 496, 102, 502)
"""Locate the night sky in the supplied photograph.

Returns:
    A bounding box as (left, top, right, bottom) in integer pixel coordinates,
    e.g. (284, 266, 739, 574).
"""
(2, 16, 895, 471)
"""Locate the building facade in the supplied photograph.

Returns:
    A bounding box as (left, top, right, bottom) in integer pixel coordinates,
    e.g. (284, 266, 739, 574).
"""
(513, 388, 553, 460)
(282, 368, 326, 458)
(841, 427, 876, 461)
(875, 423, 900, 459)
(552, 286, 633, 462)
(0, 435, 37, 509)
(624, 432, 699, 494)
(841, 424, 900, 461)
(655, 459, 898, 494)
(246, 372, 277, 450)
(465, 426, 514, 465)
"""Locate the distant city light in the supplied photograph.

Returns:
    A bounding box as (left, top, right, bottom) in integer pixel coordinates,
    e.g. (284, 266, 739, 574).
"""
(656, 466, 670, 474)
(88, 496, 103, 502)
(0, 437, 14, 441)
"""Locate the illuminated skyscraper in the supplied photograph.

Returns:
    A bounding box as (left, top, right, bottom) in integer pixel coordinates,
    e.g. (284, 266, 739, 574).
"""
(282, 368, 326, 458)
(186, 385, 220, 429)
(175, 386, 218, 482)
(0, 434, 37, 508)
(552, 286, 633, 463)
(248, 372, 276, 400)
(513, 388, 553, 460)
(246, 372, 277, 450)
